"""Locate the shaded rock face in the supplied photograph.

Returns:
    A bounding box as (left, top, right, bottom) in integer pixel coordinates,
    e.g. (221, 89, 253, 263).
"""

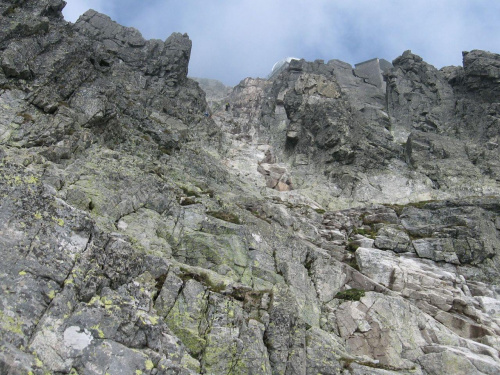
(216, 50, 500, 208)
(388, 50, 500, 189)
(1, 1, 500, 375)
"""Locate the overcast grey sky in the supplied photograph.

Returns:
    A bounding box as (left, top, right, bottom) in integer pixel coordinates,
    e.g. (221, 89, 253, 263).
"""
(63, 0, 500, 86)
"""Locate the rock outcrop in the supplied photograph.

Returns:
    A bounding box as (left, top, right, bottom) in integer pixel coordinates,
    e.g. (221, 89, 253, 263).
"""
(1, 1, 500, 374)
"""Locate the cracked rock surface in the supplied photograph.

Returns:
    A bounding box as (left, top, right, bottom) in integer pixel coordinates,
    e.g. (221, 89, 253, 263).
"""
(1, 1, 500, 374)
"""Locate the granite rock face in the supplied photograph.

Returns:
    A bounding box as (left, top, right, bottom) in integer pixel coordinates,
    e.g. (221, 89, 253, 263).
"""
(1, 1, 500, 374)
(214, 50, 500, 208)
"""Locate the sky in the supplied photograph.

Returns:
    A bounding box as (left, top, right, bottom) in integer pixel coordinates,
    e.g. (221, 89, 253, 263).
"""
(63, 0, 500, 86)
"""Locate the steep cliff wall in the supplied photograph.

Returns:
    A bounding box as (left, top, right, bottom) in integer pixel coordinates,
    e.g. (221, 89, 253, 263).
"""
(215, 51, 500, 208)
(1, 1, 500, 374)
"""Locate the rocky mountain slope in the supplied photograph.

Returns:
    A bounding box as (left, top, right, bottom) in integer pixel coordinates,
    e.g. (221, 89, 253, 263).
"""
(1, 1, 500, 374)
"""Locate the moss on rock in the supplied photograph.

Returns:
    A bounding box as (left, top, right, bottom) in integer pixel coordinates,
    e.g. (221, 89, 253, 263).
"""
(334, 289, 365, 301)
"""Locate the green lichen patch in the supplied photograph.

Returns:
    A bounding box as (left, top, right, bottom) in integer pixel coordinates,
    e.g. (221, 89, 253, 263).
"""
(165, 306, 207, 357)
(90, 324, 105, 338)
(0, 310, 24, 335)
(145, 359, 154, 370)
(335, 288, 365, 301)
(51, 216, 64, 226)
(177, 231, 249, 274)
